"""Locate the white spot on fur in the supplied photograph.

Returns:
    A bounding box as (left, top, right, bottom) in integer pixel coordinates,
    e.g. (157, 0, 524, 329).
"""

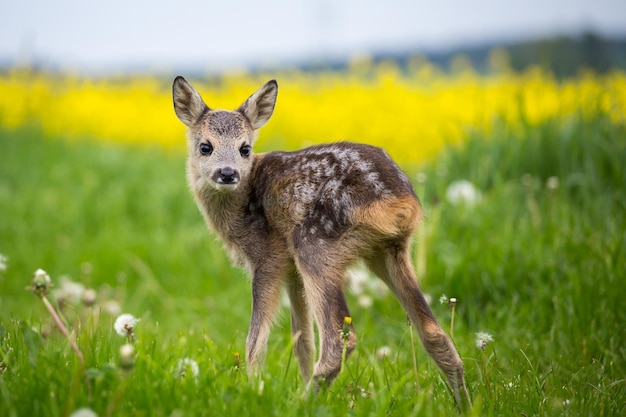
(365, 172, 379, 183)
(322, 216, 335, 234)
(325, 178, 342, 193)
(364, 171, 387, 194)
(355, 159, 373, 173)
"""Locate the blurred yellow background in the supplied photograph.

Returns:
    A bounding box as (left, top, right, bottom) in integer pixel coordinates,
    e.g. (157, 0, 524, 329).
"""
(2, 61, 624, 167)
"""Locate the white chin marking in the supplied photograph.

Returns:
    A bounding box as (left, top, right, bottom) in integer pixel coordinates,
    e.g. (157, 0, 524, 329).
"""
(213, 182, 239, 191)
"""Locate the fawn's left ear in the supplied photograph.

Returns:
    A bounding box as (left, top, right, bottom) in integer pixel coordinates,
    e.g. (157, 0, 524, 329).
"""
(237, 80, 278, 130)
(172, 76, 209, 127)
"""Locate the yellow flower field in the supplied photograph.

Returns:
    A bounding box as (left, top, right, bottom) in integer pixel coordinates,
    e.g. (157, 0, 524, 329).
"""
(1, 63, 624, 167)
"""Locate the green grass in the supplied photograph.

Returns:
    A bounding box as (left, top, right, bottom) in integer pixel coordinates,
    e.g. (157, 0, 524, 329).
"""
(0, 112, 625, 416)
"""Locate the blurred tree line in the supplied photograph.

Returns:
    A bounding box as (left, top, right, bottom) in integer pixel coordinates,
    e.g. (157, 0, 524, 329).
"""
(300, 32, 626, 78)
(397, 32, 626, 77)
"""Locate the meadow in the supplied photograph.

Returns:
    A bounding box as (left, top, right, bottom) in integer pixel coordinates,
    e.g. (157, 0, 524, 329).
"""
(0, 64, 625, 416)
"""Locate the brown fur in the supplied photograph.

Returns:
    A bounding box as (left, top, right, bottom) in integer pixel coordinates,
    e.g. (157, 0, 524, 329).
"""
(172, 76, 470, 407)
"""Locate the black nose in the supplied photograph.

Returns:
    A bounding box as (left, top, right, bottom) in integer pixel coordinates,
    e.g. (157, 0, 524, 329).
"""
(215, 167, 240, 184)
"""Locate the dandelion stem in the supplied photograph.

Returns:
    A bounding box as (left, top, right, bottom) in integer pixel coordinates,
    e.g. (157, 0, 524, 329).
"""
(340, 317, 352, 376)
(448, 299, 457, 339)
(481, 349, 491, 392)
(40, 294, 84, 366)
(408, 320, 420, 392)
(449, 304, 455, 339)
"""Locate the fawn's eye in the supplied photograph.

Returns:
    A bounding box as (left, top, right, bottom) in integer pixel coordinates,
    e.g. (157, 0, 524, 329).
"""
(199, 143, 213, 155)
(239, 144, 252, 158)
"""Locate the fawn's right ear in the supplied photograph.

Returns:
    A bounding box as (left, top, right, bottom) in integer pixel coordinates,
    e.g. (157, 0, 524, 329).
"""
(172, 76, 209, 126)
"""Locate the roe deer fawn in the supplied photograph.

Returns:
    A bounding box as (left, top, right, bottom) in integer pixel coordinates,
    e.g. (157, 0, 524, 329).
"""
(172, 76, 470, 406)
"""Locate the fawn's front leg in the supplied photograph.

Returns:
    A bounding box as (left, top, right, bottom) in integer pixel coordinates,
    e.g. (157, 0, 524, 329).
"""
(246, 265, 284, 377)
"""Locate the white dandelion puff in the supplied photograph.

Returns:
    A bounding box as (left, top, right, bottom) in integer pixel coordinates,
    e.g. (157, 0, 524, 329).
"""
(31, 268, 52, 294)
(120, 343, 134, 358)
(174, 357, 199, 379)
(446, 180, 481, 206)
(439, 294, 448, 304)
(103, 300, 122, 316)
(348, 267, 370, 295)
(69, 408, 98, 417)
(475, 332, 494, 350)
(376, 346, 392, 359)
(114, 314, 139, 337)
(0, 254, 8, 272)
(423, 293, 433, 306)
(34, 268, 52, 286)
(119, 343, 135, 370)
(82, 288, 97, 306)
(357, 294, 373, 308)
(546, 176, 560, 191)
(52, 277, 85, 304)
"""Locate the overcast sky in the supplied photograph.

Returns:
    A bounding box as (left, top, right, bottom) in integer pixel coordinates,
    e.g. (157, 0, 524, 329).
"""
(1, 0, 624, 72)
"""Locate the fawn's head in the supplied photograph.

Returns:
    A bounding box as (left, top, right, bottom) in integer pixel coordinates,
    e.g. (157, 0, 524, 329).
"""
(173, 77, 278, 191)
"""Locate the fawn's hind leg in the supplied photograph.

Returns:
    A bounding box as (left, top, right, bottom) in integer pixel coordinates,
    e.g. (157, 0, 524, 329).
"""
(286, 271, 315, 381)
(365, 242, 471, 408)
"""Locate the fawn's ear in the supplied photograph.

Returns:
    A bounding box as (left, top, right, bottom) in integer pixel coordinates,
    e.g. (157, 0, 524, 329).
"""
(172, 76, 209, 126)
(237, 80, 278, 130)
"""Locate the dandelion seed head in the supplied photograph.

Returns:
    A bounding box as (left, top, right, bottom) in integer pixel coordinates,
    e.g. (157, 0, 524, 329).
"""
(52, 277, 85, 304)
(475, 332, 494, 350)
(348, 267, 370, 295)
(357, 294, 373, 308)
(423, 293, 432, 306)
(546, 176, 560, 191)
(34, 268, 52, 285)
(174, 357, 199, 379)
(446, 180, 481, 206)
(0, 254, 8, 272)
(31, 268, 52, 294)
(119, 343, 135, 370)
(369, 279, 389, 296)
(439, 294, 448, 304)
(103, 300, 121, 316)
(120, 343, 134, 358)
(114, 313, 139, 337)
(258, 379, 265, 394)
(69, 407, 98, 417)
(82, 288, 97, 306)
(376, 346, 392, 359)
